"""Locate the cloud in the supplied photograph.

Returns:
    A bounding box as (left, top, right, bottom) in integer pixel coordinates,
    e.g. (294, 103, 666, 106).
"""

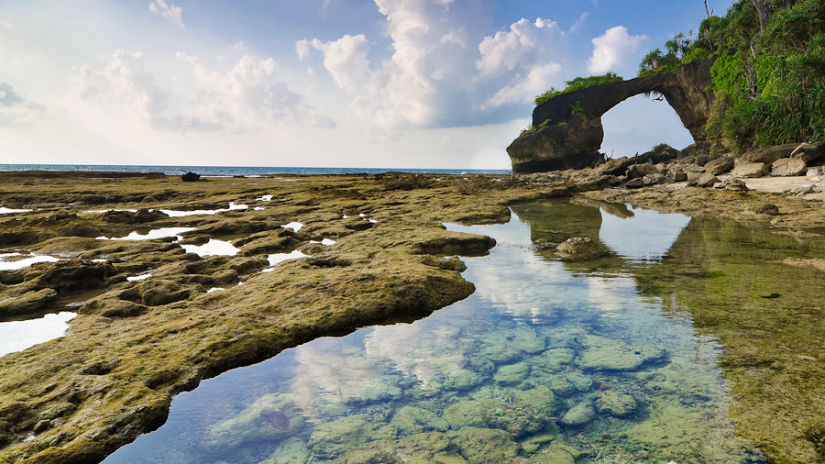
(149, 0, 184, 28)
(0, 82, 46, 126)
(569, 12, 590, 33)
(482, 62, 561, 109)
(296, 34, 371, 90)
(71, 50, 332, 132)
(476, 18, 561, 76)
(587, 26, 647, 74)
(297, 1, 566, 132)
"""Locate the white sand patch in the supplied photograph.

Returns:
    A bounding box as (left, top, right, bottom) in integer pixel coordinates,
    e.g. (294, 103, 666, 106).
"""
(98, 227, 196, 241)
(0, 253, 61, 271)
(0, 312, 77, 357)
(127, 273, 152, 282)
(0, 207, 33, 214)
(181, 239, 239, 257)
(159, 202, 248, 217)
(282, 222, 303, 232)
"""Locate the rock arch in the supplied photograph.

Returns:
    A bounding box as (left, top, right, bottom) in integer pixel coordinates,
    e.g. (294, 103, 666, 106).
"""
(507, 59, 715, 174)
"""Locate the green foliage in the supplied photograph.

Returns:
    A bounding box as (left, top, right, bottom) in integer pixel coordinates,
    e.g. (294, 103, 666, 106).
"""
(647, 0, 825, 150)
(570, 101, 584, 117)
(534, 73, 623, 106)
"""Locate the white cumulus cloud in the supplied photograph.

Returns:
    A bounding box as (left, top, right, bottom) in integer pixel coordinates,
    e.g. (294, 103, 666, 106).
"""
(476, 18, 561, 76)
(71, 50, 332, 132)
(587, 26, 647, 74)
(149, 0, 184, 28)
(482, 62, 561, 110)
(296, 34, 370, 91)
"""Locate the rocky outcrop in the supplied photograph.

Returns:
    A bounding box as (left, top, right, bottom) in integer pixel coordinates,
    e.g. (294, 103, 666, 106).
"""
(507, 59, 715, 173)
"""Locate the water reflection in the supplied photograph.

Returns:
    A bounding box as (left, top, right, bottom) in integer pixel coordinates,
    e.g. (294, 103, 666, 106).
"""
(0, 311, 76, 357)
(105, 200, 757, 464)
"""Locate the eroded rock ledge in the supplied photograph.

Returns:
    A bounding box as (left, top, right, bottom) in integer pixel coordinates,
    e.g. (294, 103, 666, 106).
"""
(507, 59, 714, 174)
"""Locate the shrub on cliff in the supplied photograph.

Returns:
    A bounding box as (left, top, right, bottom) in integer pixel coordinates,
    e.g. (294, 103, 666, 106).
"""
(534, 73, 623, 106)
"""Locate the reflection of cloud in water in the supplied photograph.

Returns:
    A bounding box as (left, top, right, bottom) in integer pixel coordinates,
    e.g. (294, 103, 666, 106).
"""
(586, 276, 637, 312)
(599, 207, 690, 261)
(364, 323, 465, 390)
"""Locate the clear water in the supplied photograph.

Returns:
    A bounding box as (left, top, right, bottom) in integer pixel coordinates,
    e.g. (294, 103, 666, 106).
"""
(0, 311, 76, 357)
(104, 200, 761, 464)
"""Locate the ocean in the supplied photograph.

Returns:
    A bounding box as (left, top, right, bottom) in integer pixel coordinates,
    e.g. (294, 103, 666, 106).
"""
(0, 164, 511, 176)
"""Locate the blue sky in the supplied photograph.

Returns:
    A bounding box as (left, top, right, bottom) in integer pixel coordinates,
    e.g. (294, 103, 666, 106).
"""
(0, 0, 734, 169)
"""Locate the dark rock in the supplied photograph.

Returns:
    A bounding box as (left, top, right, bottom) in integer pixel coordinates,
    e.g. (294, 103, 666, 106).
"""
(507, 59, 714, 173)
(635, 144, 679, 164)
(24, 260, 115, 293)
(771, 158, 807, 177)
(754, 204, 780, 216)
(669, 170, 688, 182)
(626, 163, 659, 179)
(181, 172, 200, 182)
(595, 157, 631, 176)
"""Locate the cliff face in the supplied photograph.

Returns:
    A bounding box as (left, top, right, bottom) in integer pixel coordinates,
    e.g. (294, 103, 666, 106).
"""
(507, 59, 715, 174)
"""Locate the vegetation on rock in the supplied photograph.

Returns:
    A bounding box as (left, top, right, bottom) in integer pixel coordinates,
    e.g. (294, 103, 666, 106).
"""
(534, 73, 623, 106)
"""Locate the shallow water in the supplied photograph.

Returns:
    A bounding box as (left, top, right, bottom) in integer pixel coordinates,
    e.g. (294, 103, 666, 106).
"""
(0, 253, 61, 271)
(159, 202, 248, 217)
(182, 239, 240, 257)
(104, 200, 766, 464)
(97, 227, 196, 241)
(0, 311, 76, 357)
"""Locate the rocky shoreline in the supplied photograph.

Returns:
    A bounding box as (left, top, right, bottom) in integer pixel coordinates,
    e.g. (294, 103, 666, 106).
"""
(1, 165, 825, 463)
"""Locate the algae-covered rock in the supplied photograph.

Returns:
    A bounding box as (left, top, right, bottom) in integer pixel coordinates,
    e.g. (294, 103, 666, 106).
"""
(337, 432, 466, 464)
(556, 236, 607, 260)
(595, 391, 638, 417)
(443, 399, 545, 438)
(566, 371, 593, 392)
(509, 327, 547, 354)
(532, 347, 576, 373)
(520, 433, 555, 455)
(308, 414, 395, 459)
(561, 399, 596, 427)
(576, 335, 666, 371)
(442, 368, 485, 391)
(494, 362, 530, 386)
(391, 406, 449, 436)
(527, 442, 582, 464)
(513, 385, 557, 415)
(202, 394, 304, 452)
(547, 376, 577, 397)
(452, 427, 518, 463)
(0, 288, 57, 316)
(257, 437, 309, 464)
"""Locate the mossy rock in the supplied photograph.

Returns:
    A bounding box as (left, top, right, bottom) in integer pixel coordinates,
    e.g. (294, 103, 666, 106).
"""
(575, 335, 666, 371)
(494, 362, 530, 386)
(560, 400, 596, 427)
(595, 391, 638, 417)
(443, 399, 545, 438)
(513, 385, 557, 415)
(391, 406, 449, 436)
(307, 414, 395, 459)
(257, 437, 309, 464)
(202, 394, 304, 452)
(451, 427, 518, 463)
(532, 347, 576, 373)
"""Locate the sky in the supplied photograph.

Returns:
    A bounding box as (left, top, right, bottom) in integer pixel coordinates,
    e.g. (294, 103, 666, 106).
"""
(0, 0, 735, 169)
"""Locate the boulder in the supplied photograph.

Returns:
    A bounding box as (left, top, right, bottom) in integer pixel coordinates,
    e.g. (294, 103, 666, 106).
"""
(731, 162, 768, 178)
(704, 156, 734, 175)
(556, 237, 607, 260)
(807, 167, 825, 177)
(594, 157, 631, 176)
(789, 183, 820, 196)
(669, 169, 688, 182)
(596, 391, 638, 417)
(771, 158, 807, 177)
(754, 204, 779, 216)
(718, 177, 749, 191)
(181, 172, 200, 182)
(690, 172, 718, 188)
(626, 163, 659, 179)
(561, 400, 596, 426)
(738, 143, 799, 164)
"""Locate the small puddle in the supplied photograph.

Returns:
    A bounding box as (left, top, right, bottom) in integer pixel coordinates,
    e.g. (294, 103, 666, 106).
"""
(182, 239, 240, 257)
(0, 253, 61, 271)
(159, 202, 248, 217)
(97, 227, 196, 241)
(0, 207, 34, 214)
(0, 312, 76, 357)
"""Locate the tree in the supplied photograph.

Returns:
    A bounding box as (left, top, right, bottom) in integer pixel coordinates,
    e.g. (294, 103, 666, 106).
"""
(751, 0, 770, 31)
